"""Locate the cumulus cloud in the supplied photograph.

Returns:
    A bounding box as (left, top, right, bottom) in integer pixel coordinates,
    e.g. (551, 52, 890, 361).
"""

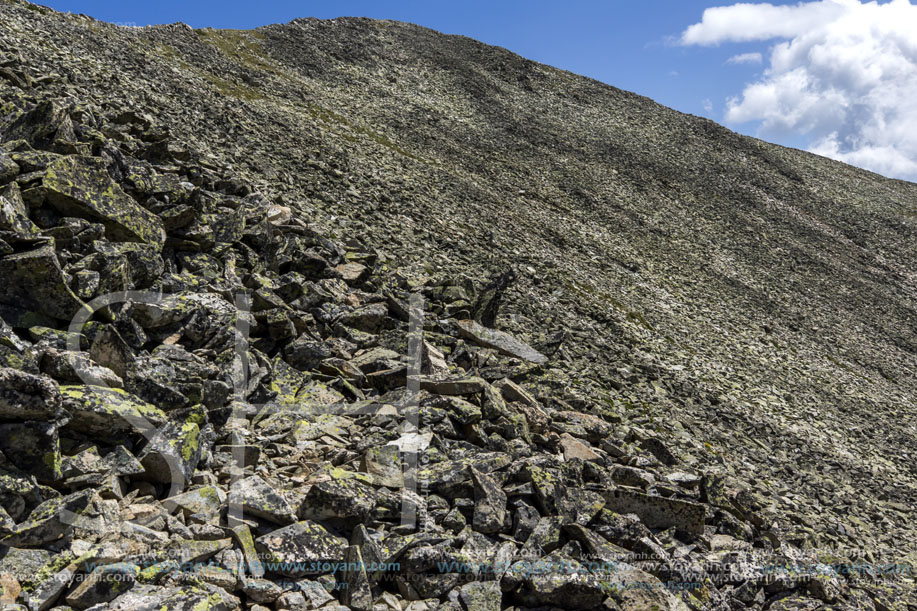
(726, 52, 763, 64)
(681, 0, 917, 181)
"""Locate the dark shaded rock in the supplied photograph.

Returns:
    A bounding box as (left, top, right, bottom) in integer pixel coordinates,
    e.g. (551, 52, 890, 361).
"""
(0, 368, 63, 420)
(0, 420, 61, 482)
(138, 416, 203, 484)
(602, 487, 705, 535)
(338, 302, 391, 333)
(0, 489, 92, 547)
(0, 181, 38, 236)
(0, 242, 89, 320)
(472, 269, 515, 328)
(0, 151, 18, 184)
(284, 336, 332, 371)
(65, 562, 136, 610)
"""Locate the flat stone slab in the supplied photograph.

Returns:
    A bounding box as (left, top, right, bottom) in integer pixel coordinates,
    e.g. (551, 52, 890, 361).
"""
(254, 520, 348, 577)
(456, 319, 547, 364)
(602, 487, 706, 535)
(43, 155, 165, 246)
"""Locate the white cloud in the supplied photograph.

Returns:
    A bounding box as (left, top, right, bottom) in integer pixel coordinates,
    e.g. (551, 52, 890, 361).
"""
(681, 0, 917, 181)
(726, 52, 763, 64)
(703, 98, 714, 113)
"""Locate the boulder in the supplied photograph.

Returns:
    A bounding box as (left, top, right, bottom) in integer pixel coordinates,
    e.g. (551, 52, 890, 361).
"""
(0, 368, 63, 420)
(254, 520, 348, 577)
(0, 420, 61, 482)
(456, 319, 547, 364)
(0, 242, 89, 320)
(227, 475, 296, 525)
(298, 477, 376, 525)
(138, 417, 204, 484)
(0, 489, 92, 547)
(43, 155, 165, 246)
(470, 467, 507, 534)
(60, 385, 167, 439)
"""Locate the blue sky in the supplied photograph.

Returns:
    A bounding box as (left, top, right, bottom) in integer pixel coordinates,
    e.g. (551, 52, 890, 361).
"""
(39, 1, 917, 180)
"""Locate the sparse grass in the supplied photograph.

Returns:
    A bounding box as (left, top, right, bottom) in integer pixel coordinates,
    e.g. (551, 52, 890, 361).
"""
(196, 28, 281, 76)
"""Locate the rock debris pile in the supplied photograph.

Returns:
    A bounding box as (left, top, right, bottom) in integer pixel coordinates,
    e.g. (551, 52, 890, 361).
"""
(0, 1, 914, 610)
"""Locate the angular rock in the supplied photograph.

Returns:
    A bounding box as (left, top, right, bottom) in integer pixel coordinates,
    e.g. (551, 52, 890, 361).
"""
(340, 545, 373, 611)
(107, 583, 239, 610)
(65, 562, 137, 610)
(0, 242, 89, 320)
(602, 487, 706, 535)
(227, 475, 296, 525)
(338, 302, 391, 333)
(362, 443, 403, 488)
(456, 319, 547, 364)
(470, 466, 507, 534)
(60, 385, 167, 439)
(138, 417, 203, 484)
(0, 150, 18, 184)
(162, 485, 226, 518)
(508, 553, 606, 609)
(284, 336, 333, 372)
(0, 489, 92, 547)
(460, 580, 502, 611)
(0, 420, 61, 482)
(43, 155, 166, 246)
(417, 375, 487, 395)
(39, 346, 123, 387)
(558, 433, 601, 461)
(298, 477, 376, 524)
(254, 520, 348, 577)
(0, 181, 39, 236)
(0, 368, 63, 420)
(231, 524, 265, 578)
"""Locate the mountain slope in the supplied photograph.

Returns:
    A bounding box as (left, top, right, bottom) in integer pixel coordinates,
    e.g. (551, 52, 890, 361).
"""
(0, 1, 915, 609)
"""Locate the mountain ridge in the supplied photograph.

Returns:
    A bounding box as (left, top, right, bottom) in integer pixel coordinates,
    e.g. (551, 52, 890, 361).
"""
(0, 1, 915, 609)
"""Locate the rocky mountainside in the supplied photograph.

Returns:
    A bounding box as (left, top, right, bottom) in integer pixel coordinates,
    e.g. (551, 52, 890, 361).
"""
(0, 1, 915, 609)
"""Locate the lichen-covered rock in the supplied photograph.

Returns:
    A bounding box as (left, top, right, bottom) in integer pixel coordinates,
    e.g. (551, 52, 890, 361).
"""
(39, 346, 123, 387)
(0, 368, 63, 420)
(0, 181, 39, 236)
(459, 580, 502, 611)
(227, 475, 296, 525)
(60, 385, 167, 438)
(107, 583, 240, 611)
(90, 241, 164, 289)
(0, 420, 61, 482)
(298, 477, 376, 525)
(64, 562, 137, 610)
(469, 467, 507, 535)
(0, 150, 18, 184)
(161, 485, 225, 518)
(138, 416, 203, 484)
(0, 242, 89, 320)
(254, 520, 348, 577)
(1, 99, 75, 150)
(506, 553, 607, 610)
(43, 155, 165, 246)
(0, 489, 92, 547)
